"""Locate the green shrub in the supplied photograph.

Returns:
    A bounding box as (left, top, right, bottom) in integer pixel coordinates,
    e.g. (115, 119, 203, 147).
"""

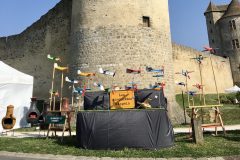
(235, 91, 240, 102)
(219, 95, 230, 104)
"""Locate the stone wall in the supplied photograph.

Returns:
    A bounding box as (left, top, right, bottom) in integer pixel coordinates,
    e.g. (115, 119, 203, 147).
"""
(0, 0, 72, 99)
(173, 43, 233, 94)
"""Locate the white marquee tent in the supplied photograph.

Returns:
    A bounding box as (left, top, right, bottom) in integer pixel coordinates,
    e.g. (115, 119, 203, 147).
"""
(225, 85, 240, 93)
(0, 61, 33, 132)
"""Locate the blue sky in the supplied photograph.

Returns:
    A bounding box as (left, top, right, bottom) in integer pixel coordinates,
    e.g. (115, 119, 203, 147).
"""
(0, 0, 60, 36)
(169, 0, 231, 50)
(0, 0, 232, 51)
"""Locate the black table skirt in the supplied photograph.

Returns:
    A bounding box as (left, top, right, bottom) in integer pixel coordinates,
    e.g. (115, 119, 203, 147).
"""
(76, 109, 174, 150)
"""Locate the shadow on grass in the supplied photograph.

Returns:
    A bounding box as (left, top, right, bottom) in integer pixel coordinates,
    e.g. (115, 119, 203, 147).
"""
(174, 133, 193, 144)
(222, 130, 240, 142)
(47, 136, 80, 148)
(175, 130, 240, 143)
(199, 130, 240, 142)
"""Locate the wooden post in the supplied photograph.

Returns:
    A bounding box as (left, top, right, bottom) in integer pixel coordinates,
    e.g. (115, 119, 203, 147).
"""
(71, 83, 74, 109)
(216, 107, 226, 135)
(215, 107, 218, 135)
(198, 62, 206, 106)
(198, 59, 205, 125)
(60, 72, 64, 111)
(209, 54, 222, 134)
(185, 75, 190, 107)
(192, 118, 204, 144)
(209, 54, 221, 104)
(182, 90, 187, 124)
(49, 65, 55, 110)
(53, 94, 56, 111)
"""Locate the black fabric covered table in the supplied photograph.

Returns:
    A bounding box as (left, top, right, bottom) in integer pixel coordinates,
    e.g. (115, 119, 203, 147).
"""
(76, 109, 174, 150)
(83, 89, 167, 110)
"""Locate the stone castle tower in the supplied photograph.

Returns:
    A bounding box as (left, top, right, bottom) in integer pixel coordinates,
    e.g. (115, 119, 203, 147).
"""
(70, 0, 174, 103)
(70, 0, 179, 122)
(204, 0, 240, 85)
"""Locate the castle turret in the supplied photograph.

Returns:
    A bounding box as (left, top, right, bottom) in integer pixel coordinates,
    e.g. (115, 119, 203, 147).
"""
(204, 0, 240, 85)
(204, 2, 226, 55)
(70, 0, 182, 123)
(217, 0, 240, 85)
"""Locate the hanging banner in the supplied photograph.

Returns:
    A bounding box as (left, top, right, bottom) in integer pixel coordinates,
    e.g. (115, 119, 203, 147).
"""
(110, 90, 135, 109)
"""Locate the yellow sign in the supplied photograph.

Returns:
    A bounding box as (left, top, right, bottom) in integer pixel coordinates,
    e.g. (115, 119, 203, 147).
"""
(110, 90, 135, 109)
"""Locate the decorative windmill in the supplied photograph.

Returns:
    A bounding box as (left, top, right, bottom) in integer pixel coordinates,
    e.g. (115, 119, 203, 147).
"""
(146, 66, 165, 92)
(93, 82, 105, 91)
(65, 77, 79, 107)
(77, 69, 95, 91)
(186, 91, 197, 106)
(98, 68, 116, 89)
(193, 83, 204, 90)
(126, 68, 142, 90)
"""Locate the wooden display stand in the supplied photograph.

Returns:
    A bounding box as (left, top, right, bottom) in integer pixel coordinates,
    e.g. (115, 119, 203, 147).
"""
(46, 111, 72, 141)
(189, 104, 226, 135)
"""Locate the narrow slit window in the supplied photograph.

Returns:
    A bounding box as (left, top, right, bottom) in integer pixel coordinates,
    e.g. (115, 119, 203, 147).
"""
(143, 16, 150, 27)
(233, 20, 236, 30)
(236, 39, 239, 48)
(229, 20, 237, 30)
(232, 39, 240, 49)
(232, 40, 235, 49)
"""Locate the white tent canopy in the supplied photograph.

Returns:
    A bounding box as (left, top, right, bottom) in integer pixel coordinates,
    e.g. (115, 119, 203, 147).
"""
(0, 61, 33, 132)
(225, 85, 240, 93)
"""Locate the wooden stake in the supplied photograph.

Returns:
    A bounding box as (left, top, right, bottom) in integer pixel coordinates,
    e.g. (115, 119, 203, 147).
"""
(217, 107, 226, 135)
(60, 72, 64, 111)
(198, 62, 206, 106)
(198, 61, 206, 125)
(49, 65, 56, 111)
(71, 83, 74, 109)
(185, 75, 190, 107)
(214, 107, 218, 135)
(182, 90, 187, 124)
(53, 94, 56, 111)
(209, 54, 221, 104)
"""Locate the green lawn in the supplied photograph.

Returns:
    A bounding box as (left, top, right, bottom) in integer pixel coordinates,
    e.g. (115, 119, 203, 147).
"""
(1, 93, 239, 158)
(176, 94, 240, 125)
(0, 131, 240, 158)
